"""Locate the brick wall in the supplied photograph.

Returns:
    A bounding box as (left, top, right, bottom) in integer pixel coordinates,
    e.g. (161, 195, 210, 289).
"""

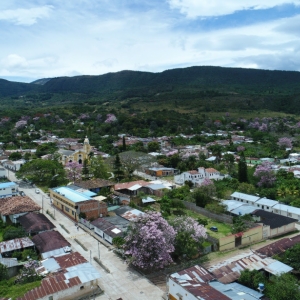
(79, 200, 108, 220)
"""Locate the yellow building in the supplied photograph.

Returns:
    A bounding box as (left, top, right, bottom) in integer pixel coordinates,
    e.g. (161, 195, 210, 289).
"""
(59, 136, 92, 165)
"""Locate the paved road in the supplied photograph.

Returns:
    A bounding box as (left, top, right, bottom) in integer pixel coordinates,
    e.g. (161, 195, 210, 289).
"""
(9, 172, 165, 300)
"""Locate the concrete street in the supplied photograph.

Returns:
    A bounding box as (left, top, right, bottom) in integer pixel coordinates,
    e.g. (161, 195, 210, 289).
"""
(8, 171, 165, 300)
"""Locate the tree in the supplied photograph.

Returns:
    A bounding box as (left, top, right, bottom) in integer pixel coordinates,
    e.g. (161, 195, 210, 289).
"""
(231, 216, 248, 234)
(147, 141, 160, 153)
(112, 236, 125, 249)
(122, 136, 126, 151)
(237, 182, 256, 195)
(16, 159, 67, 186)
(0, 264, 8, 281)
(3, 226, 26, 241)
(222, 153, 235, 173)
(9, 152, 22, 161)
(124, 212, 176, 270)
(35, 142, 58, 158)
(277, 137, 292, 149)
(238, 151, 248, 183)
(238, 269, 267, 290)
(113, 154, 124, 181)
(254, 161, 276, 187)
(81, 159, 90, 180)
(170, 216, 207, 259)
(89, 155, 108, 179)
(192, 179, 216, 207)
(278, 243, 300, 272)
(266, 273, 300, 300)
(209, 144, 223, 164)
(65, 161, 82, 182)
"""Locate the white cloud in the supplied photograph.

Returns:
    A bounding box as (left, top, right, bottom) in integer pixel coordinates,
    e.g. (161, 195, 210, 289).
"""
(0, 5, 53, 25)
(168, 0, 300, 18)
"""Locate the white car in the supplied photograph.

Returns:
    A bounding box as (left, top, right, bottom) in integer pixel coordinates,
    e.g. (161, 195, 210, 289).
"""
(35, 189, 40, 194)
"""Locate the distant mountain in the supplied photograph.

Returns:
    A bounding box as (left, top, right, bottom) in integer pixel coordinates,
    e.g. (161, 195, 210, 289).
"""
(0, 78, 40, 97)
(2, 65, 300, 99)
(42, 66, 300, 94)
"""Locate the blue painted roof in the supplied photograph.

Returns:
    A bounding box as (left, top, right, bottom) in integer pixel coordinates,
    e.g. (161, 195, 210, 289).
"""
(81, 190, 97, 197)
(53, 187, 91, 203)
(0, 182, 17, 188)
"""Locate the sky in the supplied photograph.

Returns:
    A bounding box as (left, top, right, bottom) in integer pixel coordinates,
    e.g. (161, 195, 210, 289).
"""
(1, 0, 300, 82)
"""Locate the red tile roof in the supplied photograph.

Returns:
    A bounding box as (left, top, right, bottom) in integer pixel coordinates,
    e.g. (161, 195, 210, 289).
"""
(205, 168, 218, 173)
(0, 196, 41, 216)
(55, 251, 87, 269)
(188, 170, 199, 174)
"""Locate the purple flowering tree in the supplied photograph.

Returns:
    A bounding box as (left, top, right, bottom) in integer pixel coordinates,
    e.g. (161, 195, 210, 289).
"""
(171, 216, 207, 259)
(277, 137, 292, 149)
(200, 178, 213, 187)
(124, 212, 176, 270)
(254, 162, 276, 187)
(65, 161, 82, 182)
(237, 146, 245, 152)
(15, 120, 27, 129)
(104, 114, 117, 123)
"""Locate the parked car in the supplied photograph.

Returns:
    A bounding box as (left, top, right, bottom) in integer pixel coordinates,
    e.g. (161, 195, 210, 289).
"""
(210, 226, 218, 232)
(19, 191, 26, 196)
(35, 189, 40, 194)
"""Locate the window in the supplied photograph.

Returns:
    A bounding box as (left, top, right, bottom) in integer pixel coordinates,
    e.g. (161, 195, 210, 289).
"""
(72, 211, 74, 215)
(65, 207, 69, 212)
(257, 205, 260, 207)
(80, 286, 84, 290)
(49, 297, 53, 300)
(288, 213, 292, 217)
(267, 207, 269, 209)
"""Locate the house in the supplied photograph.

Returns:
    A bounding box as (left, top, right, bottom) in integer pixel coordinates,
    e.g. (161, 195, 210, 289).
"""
(231, 192, 260, 205)
(174, 167, 226, 185)
(121, 209, 145, 221)
(0, 167, 6, 178)
(18, 212, 55, 236)
(112, 191, 131, 205)
(58, 136, 92, 165)
(91, 218, 124, 244)
(32, 230, 71, 259)
(252, 210, 297, 238)
(145, 166, 178, 177)
(142, 196, 156, 205)
(74, 178, 115, 193)
(0, 182, 18, 198)
(114, 180, 150, 197)
(0, 196, 41, 223)
(168, 264, 264, 300)
(0, 257, 19, 278)
(208, 253, 292, 284)
(2, 159, 25, 171)
(20, 252, 101, 300)
(0, 237, 35, 258)
(50, 186, 108, 221)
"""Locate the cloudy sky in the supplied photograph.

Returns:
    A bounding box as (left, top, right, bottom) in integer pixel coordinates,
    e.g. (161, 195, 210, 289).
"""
(1, 0, 300, 82)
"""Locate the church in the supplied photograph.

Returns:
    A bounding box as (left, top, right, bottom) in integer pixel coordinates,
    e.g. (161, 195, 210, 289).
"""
(58, 136, 92, 165)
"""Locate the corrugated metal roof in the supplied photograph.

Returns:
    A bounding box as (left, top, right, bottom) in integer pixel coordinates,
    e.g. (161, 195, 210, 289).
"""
(264, 260, 293, 275)
(231, 192, 260, 203)
(53, 186, 91, 203)
(0, 182, 17, 188)
(223, 200, 244, 211)
(209, 281, 263, 300)
(0, 257, 19, 268)
(0, 237, 34, 253)
(273, 203, 300, 215)
(255, 198, 278, 207)
(208, 254, 290, 284)
(231, 205, 257, 216)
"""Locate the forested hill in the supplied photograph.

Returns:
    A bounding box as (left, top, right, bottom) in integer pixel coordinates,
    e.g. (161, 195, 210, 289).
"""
(0, 78, 41, 97)
(1, 65, 300, 98)
(42, 66, 300, 94)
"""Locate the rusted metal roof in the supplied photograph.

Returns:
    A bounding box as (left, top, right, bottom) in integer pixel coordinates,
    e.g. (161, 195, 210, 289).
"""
(255, 235, 300, 257)
(18, 212, 55, 233)
(171, 265, 215, 283)
(208, 254, 289, 284)
(0, 237, 34, 254)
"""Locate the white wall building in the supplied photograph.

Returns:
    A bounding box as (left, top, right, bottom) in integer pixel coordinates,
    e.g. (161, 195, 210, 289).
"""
(0, 182, 18, 198)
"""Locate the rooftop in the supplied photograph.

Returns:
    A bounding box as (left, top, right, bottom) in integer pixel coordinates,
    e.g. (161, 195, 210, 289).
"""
(32, 230, 70, 254)
(231, 192, 260, 203)
(0, 237, 34, 254)
(52, 186, 91, 203)
(0, 196, 41, 216)
(252, 209, 297, 229)
(18, 212, 55, 233)
(0, 182, 17, 188)
(74, 178, 115, 189)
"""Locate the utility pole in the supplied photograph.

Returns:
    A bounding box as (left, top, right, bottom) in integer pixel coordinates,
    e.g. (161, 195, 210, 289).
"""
(98, 242, 100, 259)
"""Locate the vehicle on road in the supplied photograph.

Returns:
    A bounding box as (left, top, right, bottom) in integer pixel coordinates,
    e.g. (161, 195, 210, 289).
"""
(35, 189, 40, 194)
(19, 191, 26, 196)
(210, 226, 218, 232)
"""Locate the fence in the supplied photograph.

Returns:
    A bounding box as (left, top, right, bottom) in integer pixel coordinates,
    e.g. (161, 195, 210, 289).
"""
(182, 201, 233, 224)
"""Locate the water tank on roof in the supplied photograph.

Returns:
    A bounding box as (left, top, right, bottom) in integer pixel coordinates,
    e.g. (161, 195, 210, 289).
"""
(258, 283, 265, 292)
